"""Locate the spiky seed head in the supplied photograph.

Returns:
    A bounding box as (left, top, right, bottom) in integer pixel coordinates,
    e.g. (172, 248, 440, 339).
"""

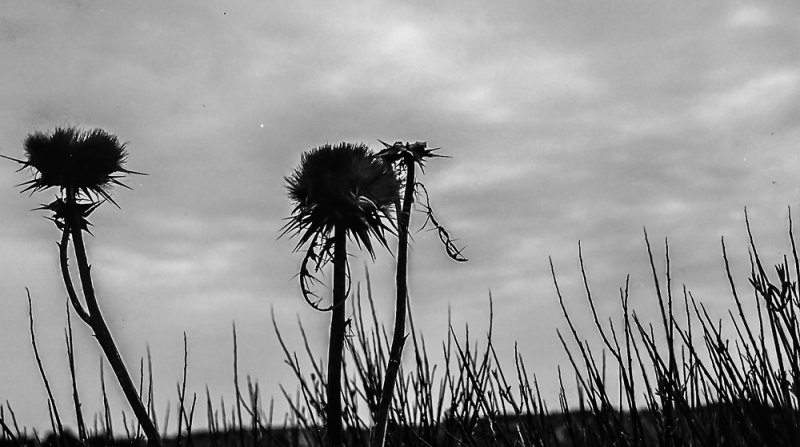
(376, 140, 444, 170)
(15, 126, 134, 201)
(284, 142, 400, 257)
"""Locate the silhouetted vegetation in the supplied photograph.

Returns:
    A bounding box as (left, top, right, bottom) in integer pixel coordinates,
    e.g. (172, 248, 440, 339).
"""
(371, 140, 466, 447)
(4, 134, 800, 446)
(282, 142, 399, 447)
(3, 127, 160, 446)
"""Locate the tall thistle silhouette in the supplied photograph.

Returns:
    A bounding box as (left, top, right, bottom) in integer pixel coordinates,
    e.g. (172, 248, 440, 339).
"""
(3, 126, 161, 447)
(372, 140, 467, 447)
(283, 142, 399, 447)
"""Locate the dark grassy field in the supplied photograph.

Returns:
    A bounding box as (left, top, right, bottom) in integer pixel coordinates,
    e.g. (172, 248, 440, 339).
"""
(4, 211, 800, 446)
(4, 135, 800, 446)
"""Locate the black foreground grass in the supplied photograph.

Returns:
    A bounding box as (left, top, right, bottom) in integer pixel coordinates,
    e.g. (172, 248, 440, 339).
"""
(4, 211, 800, 446)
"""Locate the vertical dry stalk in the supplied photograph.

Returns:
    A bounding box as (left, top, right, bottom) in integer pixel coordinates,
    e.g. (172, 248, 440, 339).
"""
(26, 289, 64, 439)
(373, 140, 466, 447)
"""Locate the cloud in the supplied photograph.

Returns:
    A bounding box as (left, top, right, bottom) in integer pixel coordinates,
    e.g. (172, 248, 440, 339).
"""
(694, 69, 800, 126)
(3, 0, 800, 432)
(727, 4, 776, 29)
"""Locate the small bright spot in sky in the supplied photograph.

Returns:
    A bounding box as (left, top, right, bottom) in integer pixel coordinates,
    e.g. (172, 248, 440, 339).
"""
(260, 124, 264, 128)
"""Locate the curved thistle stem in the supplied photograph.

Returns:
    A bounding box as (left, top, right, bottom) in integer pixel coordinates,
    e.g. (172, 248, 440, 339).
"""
(297, 234, 353, 313)
(373, 159, 416, 447)
(325, 225, 347, 447)
(416, 183, 468, 263)
(59, 225, 91, 324)
(62, 189, 162, 447)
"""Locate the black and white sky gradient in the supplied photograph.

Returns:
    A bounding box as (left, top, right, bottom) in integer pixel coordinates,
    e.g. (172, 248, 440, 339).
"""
(3, 1, 800, 431)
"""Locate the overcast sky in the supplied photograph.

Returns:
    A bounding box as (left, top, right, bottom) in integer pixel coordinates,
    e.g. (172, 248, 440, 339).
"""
(2, 0, 800, 434)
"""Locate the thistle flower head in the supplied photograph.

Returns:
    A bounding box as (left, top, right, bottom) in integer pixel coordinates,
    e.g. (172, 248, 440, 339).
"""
(284, 142, 400, 257)
(376, 140, 445, 172)
(8, 126, 135, 202)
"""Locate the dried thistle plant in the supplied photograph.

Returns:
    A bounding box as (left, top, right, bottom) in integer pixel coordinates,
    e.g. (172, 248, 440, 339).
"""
(4, 126, 161, 447)
(372, 140, 467, 447)
(283, 142, 399, 447)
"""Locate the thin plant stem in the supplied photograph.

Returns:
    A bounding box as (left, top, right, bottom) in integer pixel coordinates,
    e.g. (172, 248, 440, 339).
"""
(233, 324, 244, 447)
(325, 224, 347, 447)
(64, 297, 87, 441)
(62, 187, 162, 447)
(374, 156, 416, 447)
(26, 289, 64, 439)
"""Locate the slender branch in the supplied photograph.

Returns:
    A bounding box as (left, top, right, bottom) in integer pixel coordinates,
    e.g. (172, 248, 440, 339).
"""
(100, 358, 113, 441)
(374, 158, 416, 447)
(0, 410, 22, 447)
(64, 298, 87, 441)
(59, 225, 90, 324)
(26, 289, 64, 439)
(64, 189, 162, 447)
(233, 324, 244, 447)
(325, 225, 348, 447)
(176, 332, 189, 447)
